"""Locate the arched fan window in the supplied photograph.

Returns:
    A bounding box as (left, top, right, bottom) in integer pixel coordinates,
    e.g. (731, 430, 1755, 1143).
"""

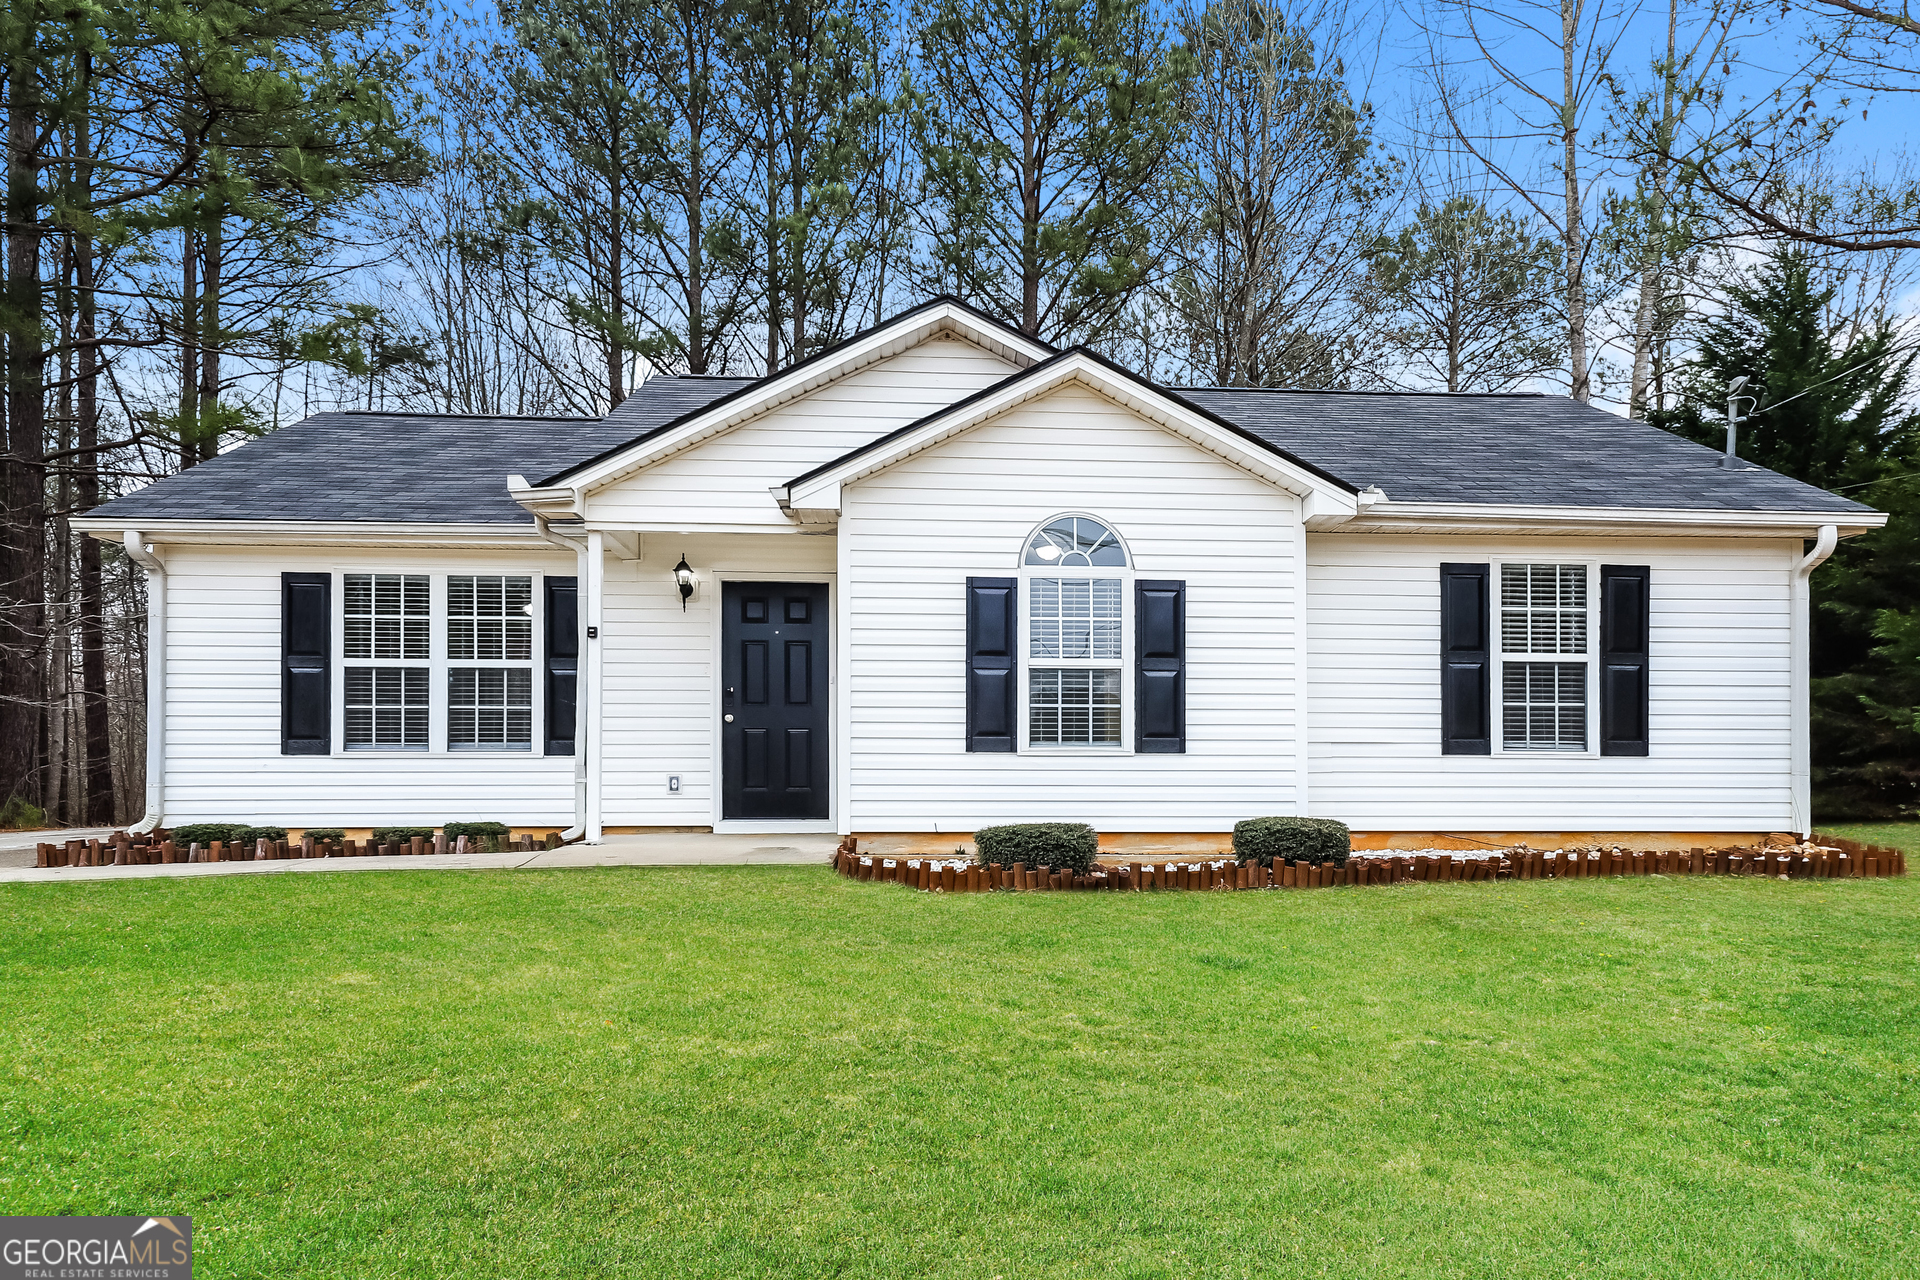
(1020, 515, 1129, 746)
(1024, 515, 1127, 568)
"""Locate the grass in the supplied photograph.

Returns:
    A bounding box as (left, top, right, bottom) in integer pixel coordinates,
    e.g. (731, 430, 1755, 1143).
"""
(2, 869, 1916, 1279)
(1818, 820, 1920, 855)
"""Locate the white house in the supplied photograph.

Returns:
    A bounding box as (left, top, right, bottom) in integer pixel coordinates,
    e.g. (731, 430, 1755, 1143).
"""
(75, 299, 1885, 847)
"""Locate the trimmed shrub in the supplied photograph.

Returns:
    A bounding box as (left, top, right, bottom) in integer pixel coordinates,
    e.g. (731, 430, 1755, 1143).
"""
(371, 826, 436, 845)
(974, 823, 1099, 874)
(0, 795, 46, 830)
(443, 821, 512, 853)
(304, 829, 345, 843)
(170, 823, 287, 847)
(1233, 817, 1351, 868)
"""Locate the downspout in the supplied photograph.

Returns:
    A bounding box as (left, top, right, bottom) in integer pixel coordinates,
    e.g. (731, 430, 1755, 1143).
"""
(122, 532, 165, 834)
(534, 514, 588, 842)
(1789, 524, 1839, 838)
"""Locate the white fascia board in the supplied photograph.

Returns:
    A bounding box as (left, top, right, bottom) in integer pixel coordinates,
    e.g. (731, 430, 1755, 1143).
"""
(562, 303, 1052, 496)
(507, 473, 582, 518)
(68, 517, 573, 551)
(1339, 500, 1888, 538)
(785, 353, 1359, 517)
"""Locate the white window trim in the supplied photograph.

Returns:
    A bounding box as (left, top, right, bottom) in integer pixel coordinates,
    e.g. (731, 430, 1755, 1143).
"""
(1016, 515, 1134, 754)
(331, 569, 549, 757)
(1490, 556, 1600, 758)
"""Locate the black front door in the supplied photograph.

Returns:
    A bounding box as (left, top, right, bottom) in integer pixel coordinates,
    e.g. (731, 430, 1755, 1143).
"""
(721, 581, 829, 819)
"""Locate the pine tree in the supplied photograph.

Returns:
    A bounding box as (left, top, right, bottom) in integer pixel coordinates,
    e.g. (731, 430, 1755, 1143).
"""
(1657, 248, 1920, 818)
(912, 0, 1190, 343)
(1368, 195, 1562, 393)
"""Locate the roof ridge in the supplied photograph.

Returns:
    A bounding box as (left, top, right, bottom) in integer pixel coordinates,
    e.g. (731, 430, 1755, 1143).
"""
(1176, 385, 1551, 398)
(323, 410, 603, 421)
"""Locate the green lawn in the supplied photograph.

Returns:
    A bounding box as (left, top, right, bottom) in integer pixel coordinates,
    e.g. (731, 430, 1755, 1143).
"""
(2, 869, 1916, 1278)
(1819, 821, 1920, 855)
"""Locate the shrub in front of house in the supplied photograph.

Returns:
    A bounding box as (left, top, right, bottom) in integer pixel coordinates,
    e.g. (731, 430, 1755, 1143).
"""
(973, 823, 1099, 874)
(170, 823, 288, 848)
(1233, 817, 1351, 868)
(443, 821, 512, 852)
(371, 826, 436, 845)
(303, 829, 345, 843)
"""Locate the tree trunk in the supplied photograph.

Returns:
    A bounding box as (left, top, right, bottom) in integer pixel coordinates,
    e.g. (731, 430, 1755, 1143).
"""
(2, 9, 47, 808)
(1561, 0, 1589, 404)
(196, 217, 220, 462)
(178, 225, 198, 468)
(74, 81, 113, 824)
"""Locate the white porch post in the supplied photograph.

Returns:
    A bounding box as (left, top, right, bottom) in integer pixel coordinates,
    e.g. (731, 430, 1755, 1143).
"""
(586, 528, 606, 842)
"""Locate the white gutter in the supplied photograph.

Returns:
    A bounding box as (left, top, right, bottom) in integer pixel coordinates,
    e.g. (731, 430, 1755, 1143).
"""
(1789, 524, 1839, 837)
(534, 514, 590, 843)
(122, 532, 166, 834)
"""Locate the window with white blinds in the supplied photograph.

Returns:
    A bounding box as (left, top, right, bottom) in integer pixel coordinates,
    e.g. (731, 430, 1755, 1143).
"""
(1499, 563, 1591, 751)
(447, 575, 534, 749)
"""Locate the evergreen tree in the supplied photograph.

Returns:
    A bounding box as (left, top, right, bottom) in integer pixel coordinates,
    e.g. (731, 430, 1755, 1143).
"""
(912, 0, 1190, 343)
(1657, 248, 1920, 818)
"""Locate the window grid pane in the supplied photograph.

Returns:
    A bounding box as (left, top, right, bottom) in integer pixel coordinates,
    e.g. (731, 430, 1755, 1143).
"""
(344, 666, 429, 748)
(448, 667, 532, 749)
(344, 574, 429, 660)
(448, 575, 533, 661)
(1029, 668, 1122, 744)
(1501, 563, 1587, 654)
(1026, 516, 1127, 567)
(1502, 662, 1586, 751)
(1029, 578, 1122, 660)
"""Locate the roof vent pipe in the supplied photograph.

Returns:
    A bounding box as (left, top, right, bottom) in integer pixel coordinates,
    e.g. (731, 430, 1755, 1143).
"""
(1722, 376, 1751, 469)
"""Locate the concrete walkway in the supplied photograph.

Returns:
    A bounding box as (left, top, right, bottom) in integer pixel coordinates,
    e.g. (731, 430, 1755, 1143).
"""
(0, 831, 839, 885)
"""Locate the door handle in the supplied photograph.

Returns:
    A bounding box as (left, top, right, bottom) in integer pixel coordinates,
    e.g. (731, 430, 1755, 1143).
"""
(724, 714, 734, 723)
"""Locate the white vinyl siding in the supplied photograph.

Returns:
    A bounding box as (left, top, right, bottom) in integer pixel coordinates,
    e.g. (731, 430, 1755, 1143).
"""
(589, 339, 1019, 528)
(1307, 534, 1798, 832)
(597, 532, 837, 826)
(152, 546, 575, 828)
(839, 382, 1302, 831)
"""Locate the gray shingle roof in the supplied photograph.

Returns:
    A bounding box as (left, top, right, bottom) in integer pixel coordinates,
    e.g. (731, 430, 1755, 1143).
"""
(87, 377, 756, 524)
(1175, 386, 1873, 514)
(88, 360, 1873, 526)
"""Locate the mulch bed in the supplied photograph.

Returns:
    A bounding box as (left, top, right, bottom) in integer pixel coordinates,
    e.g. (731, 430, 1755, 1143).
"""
(34, 830, 571, 867)
(833, 833, 1907, 892)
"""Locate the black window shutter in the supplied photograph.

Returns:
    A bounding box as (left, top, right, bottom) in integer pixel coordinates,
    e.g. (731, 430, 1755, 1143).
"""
(1599, 564, 1651, 756)
(1135, 579, 1186, 753)
(545, 575, 579, 756)
(1439, 563, 1490, 755)
(965, 577, 1017, 752)
(282, 572, 330, 755)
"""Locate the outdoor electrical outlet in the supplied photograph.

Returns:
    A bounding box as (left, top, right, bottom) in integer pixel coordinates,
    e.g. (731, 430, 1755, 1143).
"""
(668, 775, 681, 793)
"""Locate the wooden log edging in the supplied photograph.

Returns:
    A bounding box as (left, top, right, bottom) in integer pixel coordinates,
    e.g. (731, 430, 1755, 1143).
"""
(31, 828, 578, 869)
(828, 835, 1908, 893)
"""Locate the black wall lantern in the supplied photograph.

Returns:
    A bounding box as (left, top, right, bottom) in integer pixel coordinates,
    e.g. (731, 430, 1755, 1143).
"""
(674, 554, 696, 611)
